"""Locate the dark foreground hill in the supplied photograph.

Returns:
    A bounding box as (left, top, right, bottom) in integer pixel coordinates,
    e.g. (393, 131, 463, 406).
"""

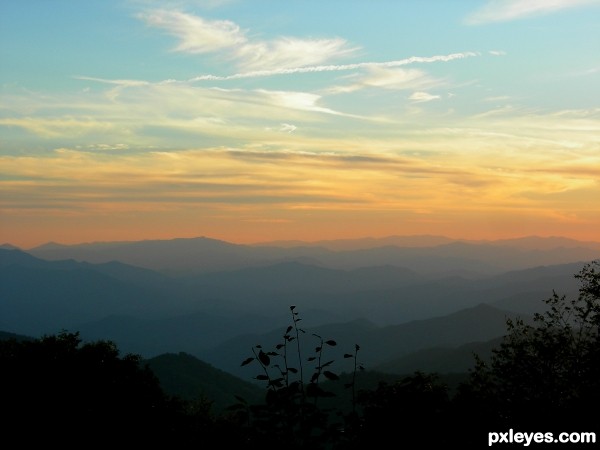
(145, 352, 263, 412)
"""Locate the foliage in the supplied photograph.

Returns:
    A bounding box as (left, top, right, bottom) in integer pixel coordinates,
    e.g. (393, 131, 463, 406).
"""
(0, 331, 226, 446)
(345, 372, 455, 448)
(461, 260, 600, 431)
(3, 260, 598, 447)
(232, 305, 363, 449)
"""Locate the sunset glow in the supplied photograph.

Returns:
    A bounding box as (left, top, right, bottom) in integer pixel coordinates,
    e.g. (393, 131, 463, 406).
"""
(1, 1, 599, 248)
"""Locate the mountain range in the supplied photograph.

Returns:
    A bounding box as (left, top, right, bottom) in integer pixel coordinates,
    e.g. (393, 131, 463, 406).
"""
(23, 235, 600, 276)
(1, 234, 598, 385)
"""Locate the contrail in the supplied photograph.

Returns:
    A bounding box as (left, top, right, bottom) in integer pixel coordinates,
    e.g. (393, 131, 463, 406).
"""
(189, 52, 479, 82)
(76, 52, 480, 87)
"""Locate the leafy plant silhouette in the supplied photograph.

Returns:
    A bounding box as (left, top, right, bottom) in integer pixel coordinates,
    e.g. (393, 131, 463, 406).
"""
(231, 305, 363, 449)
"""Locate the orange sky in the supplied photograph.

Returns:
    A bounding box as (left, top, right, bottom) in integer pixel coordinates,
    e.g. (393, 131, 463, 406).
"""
(1, 2, 599, 249)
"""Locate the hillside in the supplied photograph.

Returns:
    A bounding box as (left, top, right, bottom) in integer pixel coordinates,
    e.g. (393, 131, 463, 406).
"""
(200, 303, 528, 379)
(145, 352, 263, 412)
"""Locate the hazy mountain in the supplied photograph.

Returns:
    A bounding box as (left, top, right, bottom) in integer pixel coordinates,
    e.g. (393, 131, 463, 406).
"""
(0, 248, 190, 335)
(200, 303, 527, 379)
(26, 235, 600, 276)
(145, 352, 263, 412)
(253, 235, 456, 251)
(28, 236, 319, 275)
(318, 241, 599, 274)
(485, 236, 600, 251)
(0, 330, 32, 342)
(76, 311, 291, 357)
(374, 337, 503, 375)
(4, 245, 586, 346)
(182, 260, 585, 324)
(0, 243, 20, 250)
(255, 235, 600, 252)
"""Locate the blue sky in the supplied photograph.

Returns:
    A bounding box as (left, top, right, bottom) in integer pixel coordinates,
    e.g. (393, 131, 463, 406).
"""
(1, 0, 599, 247)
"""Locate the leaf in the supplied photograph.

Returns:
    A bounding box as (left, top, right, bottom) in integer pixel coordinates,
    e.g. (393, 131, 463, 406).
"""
(315, 346, 322, 352)
(310, 373, 319, 383)
(255, 374, 269, 381)
(307, 357, 316, 362)
(286, 326, 293, 334)
(355, 344, 360, 351)
(275, 344, 284, 350)
(325, 340, 337, 346)
(255, 345, 262, 349)
(288, 367, 298, 374)
(321, 360, 334, 368)
(241, 357, 255, 367)
(323, 370, 339, 381)
(343, 353, 353, 358)
(269, 378, 284, 387)
(258, 350, 270, 366)
(290, 305, 296, 311)
(267, 352, 278, 356)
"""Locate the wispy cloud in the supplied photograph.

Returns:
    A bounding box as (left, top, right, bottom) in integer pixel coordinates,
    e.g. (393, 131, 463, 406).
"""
(465, 0, 600, 25)
(3, 138, 597, 222)
(0, 117, 116, 138)
(279, 123, 297, 133)
(138, 10, 246, 53)
(74, 52, 477, 91)
(138, 10, 357, 71)
(74, 76, 151, 87)
(254, 90, 344, 116)
(189, 52, 478, 82)
(409, 92, 441, 103)
(483, 95, 511, 102)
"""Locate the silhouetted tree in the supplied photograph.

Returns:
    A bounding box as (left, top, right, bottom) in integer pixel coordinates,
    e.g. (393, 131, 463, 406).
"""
(337, 372, 457, 448)
(0, 331, 214, 446)
(460, 260, 600, 432)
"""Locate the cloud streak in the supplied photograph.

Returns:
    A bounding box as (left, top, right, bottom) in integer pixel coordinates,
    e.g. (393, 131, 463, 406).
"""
(138, 10, 358, 71)
(189, 52, 479, 82)
(409, 92, 441, 103)
(465, 0, 599, 24)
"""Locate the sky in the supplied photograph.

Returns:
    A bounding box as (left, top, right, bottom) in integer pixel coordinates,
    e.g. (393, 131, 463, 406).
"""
(1, 0, 599, 248)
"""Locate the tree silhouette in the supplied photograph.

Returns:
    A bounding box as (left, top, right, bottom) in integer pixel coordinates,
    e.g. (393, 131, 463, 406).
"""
(0, 331, 208, 446)
(460, 260, 600, 432)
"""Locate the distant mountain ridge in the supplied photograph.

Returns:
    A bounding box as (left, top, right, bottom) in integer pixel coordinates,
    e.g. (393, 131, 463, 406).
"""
(2, 240, 596, 382)
(373, 337, 504, 375)
(200, 303, 531, 379)
(254, 235, 600, 251)
(23, 235, 600, 276)
(1, 246, 587, 338)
